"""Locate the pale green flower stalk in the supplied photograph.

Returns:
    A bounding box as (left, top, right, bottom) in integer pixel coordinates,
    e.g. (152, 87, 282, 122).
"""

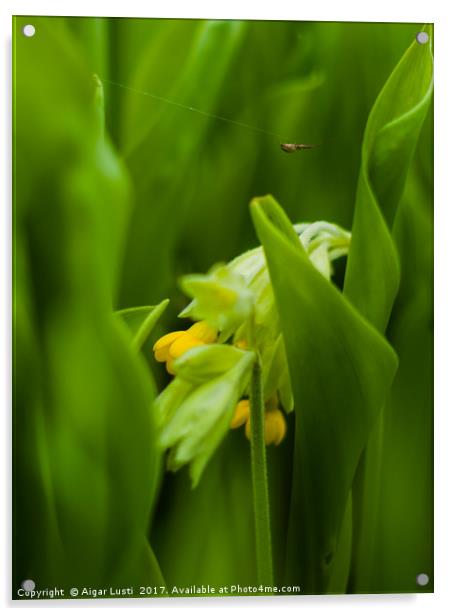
(152, 215, 350, 585)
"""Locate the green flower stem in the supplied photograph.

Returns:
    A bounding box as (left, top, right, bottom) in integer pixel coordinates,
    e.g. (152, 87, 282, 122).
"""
(249, 354, 274, 587)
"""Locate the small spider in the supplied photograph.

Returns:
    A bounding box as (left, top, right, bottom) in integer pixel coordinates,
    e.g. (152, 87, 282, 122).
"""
(280, 143, 320, 153)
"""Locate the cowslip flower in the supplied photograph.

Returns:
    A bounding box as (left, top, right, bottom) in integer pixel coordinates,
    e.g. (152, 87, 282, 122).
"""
(153, 320, 218, 374)
(153, 220, 351, 486)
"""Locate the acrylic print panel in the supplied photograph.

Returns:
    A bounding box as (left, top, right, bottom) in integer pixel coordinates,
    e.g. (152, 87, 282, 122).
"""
(13, 15, 433, 600)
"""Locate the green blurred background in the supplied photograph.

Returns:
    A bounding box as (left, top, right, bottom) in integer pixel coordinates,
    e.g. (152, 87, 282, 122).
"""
(13, 16, 432, 596)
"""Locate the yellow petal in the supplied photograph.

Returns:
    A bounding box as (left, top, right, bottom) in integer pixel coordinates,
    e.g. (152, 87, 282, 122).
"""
(153, 331, 185, 352)
(230, 399, 250, 429)
(154, 346, 171, 362)
(264, 409, 287, 445)
(169, 333, 204, 359)
(244, 409, 287, 445)
(245, 409, 287, 445)
(187, 321, 218, 343)
(166, 359, 176, 375)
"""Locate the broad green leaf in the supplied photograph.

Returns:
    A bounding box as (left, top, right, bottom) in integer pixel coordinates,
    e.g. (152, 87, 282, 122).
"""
(118, 20, 247, 306)
(344, 25, 433, 330)
(116, 299, 169, 349)
(251, 194, 302, 252)
(13, 16, 164, 594)
(350, 114, 434, 592)
(67, 17, 111, 78)
(343, 27, 433, 593)
(251, 196, 398, 593)
(326, 494, 353, 593)
(374, 176, 433, 592)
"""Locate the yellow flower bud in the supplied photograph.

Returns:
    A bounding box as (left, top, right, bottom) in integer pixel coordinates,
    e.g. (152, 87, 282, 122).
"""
(187, 321, 218, 344)
(264, 409, 287, 445)
(244, 408, 287, 445)
(169, 333, 204, 359)
(230, 399, 250, 429)
(153, 331, 185, 362)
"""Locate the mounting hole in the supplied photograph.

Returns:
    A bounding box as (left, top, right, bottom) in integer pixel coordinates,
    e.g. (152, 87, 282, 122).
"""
(21, 579, 36, 591)
(416, 32, 429, 45)
(416, 573, 429, 587)
(22, 24, 36, 38)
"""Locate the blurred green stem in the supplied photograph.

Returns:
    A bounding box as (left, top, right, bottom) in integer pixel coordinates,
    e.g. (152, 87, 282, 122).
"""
(249, 354, 274, 587)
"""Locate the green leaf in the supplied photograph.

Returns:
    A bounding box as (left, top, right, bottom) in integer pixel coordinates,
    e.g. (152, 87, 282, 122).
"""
(118, 20, 247, 305)
(376, 178, 433, 592)
(13, 16, 164, 594)
(250, 194, 302, 252)
(364, 26, 433, 226)
(344, 25, 433, 330)
(251, 196, 398, 592)
(116, 299, 169, 349)
(343, 27, 433, 593)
